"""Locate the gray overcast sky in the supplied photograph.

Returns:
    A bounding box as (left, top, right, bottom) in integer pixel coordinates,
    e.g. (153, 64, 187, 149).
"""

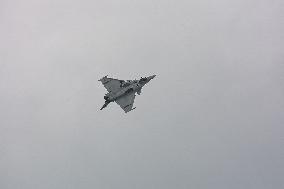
(1, 0, 284, 188)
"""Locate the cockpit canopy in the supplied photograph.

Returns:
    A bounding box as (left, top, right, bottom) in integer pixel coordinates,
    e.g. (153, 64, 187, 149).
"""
(139, 77, 147, 83)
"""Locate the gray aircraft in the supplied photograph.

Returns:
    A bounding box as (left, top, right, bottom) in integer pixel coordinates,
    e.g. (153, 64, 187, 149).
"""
(99, 75, 156, 113)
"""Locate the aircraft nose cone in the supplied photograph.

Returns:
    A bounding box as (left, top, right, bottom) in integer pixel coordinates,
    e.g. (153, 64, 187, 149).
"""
(148, 75, 156, 80)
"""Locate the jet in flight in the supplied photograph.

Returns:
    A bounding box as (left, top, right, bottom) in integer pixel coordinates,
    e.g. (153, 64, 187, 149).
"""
(99, 75, 156, 113)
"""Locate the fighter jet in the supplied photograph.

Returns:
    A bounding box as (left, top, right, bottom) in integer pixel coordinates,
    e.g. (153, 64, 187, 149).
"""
(99, 75, 156, 113)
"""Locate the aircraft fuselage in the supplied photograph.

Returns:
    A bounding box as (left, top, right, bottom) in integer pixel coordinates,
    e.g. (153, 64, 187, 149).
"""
(104, 81, 142, 102)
